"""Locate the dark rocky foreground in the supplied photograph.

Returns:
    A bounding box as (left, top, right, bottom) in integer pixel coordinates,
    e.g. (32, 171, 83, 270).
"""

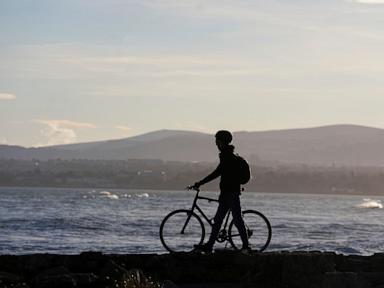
(1, 251, 384, 288)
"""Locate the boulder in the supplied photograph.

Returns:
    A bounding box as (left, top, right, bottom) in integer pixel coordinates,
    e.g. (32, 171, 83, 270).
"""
(0, 271, 24, 287)
(322, 272, 370, 288)
(32, 266, 76, 288)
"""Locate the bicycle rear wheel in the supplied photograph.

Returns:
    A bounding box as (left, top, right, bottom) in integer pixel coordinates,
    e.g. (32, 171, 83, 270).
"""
(159, 209, 205, 253)
(228, 210, 272, 252)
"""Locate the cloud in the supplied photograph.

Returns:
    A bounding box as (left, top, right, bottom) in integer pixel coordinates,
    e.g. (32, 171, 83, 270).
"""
(3, 43, 264, 80)
(115, 125, 133, 137)
(115, 125, 132, 132)
(0, 93, 16, 100)
(174, 122, 210, 133)
(353, 0, 384, 3)
(35, 119, 96, 129)
(73, 54, 267, 80)
(41, 125, 77, 146)
(34, 119, 96, 146)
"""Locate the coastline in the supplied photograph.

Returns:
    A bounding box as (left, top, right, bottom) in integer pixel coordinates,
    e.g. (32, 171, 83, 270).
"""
(1, 251, 384, 288)
(2, 185, 384, 197)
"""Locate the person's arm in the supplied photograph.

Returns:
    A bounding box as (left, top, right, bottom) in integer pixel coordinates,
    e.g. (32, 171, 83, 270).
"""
(194, 164, 221, 188)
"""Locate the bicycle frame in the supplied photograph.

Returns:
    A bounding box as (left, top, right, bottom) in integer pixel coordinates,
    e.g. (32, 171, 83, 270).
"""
(182, 188, 232, 240)
(160, 187, 272, 253)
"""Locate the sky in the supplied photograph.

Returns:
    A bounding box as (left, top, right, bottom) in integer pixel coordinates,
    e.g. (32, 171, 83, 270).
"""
(1, 0, 384, 147)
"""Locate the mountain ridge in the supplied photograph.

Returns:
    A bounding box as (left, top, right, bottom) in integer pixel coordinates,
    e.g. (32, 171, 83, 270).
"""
(2, 124, 384, 166)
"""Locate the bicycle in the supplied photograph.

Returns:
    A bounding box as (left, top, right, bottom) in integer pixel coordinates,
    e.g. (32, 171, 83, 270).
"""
(159, 187, 272, 253)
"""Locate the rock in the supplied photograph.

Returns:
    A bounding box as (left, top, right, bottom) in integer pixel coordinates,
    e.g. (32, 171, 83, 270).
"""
(322, 272, 370, 288)
(0, 271, 22, 282)
(99, 262, 160, 288)
(0, 271, 23, 287)
(12, 284, 30, 288)
(161, 280, 179, 288)
(281, 252, 336, 288)
(70, 252, 105, 273)
(337, 255, 371, 272)
(33, 274, 77, 288)
(359, 272, 384, 287)
(21, 254, 62, 278)
(32, 266, 76, 288)
(99, 260, 129, 283)
(71, 273, 98, 287)
(124, 269, 160, 288)
(2, 252, 384, 288)
(369, 253, 384, 272)
(0, 256, 22, 275)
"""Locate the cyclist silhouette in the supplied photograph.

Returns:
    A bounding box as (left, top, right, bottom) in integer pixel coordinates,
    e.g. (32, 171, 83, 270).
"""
(190, 130, 250, 253)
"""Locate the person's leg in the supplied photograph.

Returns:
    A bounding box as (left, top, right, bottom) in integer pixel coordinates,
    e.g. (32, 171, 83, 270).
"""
(205, 200, 229, 247)
(230, 194, 249, 249)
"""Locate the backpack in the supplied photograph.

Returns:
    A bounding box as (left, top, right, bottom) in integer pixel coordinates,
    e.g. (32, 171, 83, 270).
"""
(235, 154, 251, 185)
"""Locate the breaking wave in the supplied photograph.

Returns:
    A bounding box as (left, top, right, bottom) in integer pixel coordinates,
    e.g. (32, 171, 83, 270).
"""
(357, 199, 383, 209)
(99, 191, 119, 200)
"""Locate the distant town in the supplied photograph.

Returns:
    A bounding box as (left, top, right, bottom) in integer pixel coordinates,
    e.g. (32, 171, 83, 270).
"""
(1, 158, 383, 195)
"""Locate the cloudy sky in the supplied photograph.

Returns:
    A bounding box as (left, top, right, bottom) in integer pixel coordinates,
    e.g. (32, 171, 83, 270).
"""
(1, 0, 384, 147)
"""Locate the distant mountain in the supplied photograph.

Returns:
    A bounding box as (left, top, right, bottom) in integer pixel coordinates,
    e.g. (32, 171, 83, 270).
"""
(233, 124, 384, 166)
(1, 124, 384, 166)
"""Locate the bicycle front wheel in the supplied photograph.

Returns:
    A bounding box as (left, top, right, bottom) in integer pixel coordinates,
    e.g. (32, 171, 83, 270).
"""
(159, 209, 205, 253)
(228, 210, 272, 252)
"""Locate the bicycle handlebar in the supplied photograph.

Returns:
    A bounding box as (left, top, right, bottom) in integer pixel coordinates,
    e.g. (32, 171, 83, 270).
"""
(186, 186, 219, 203)
(186, 185, 200, 192)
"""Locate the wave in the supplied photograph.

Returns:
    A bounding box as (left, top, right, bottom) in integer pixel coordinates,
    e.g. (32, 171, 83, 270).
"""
(357, 199, 383, 209)
(99, 191, 111, 195)
(335, 246, 361, 254)
(122, 193, 149, 198)
(99, 191, 119, 200)
(94, 191, 149, 200)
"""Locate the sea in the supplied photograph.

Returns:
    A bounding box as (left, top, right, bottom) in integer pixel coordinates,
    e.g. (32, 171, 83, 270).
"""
(0, 187, 383, 255)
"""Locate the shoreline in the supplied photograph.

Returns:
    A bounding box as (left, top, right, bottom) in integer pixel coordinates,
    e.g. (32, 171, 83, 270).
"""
(2, 185, 384, 197)
(1, 251, 384, 287)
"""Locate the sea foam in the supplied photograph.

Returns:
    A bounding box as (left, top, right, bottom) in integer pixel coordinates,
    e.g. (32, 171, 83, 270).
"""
(357, 199, 383, 209)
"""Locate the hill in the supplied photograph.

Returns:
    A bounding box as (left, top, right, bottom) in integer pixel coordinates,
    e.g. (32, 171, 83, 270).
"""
(1, 124, 384, 166)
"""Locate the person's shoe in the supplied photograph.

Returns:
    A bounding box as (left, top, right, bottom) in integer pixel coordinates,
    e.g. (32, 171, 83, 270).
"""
(193, 243, 213, 253)
(240, 246, 252, 255)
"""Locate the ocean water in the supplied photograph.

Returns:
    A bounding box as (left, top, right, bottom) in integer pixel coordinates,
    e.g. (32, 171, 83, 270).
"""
(0, 187, 383, 255)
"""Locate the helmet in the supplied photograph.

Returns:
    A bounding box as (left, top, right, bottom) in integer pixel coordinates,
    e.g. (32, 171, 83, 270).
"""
(215, 130, 233, 144)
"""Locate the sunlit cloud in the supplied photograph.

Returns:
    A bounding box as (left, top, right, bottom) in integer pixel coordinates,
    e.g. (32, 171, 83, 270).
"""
(85, 88, 130, 97)
(34, 119, 96, 129)
(2, 44, 265, 80)
(353, 0, 384, 3)
(68, 55, 259, 78)
(0, 93, 16, 100)
(115, 125, 132, 132)
(174, 122, 211, 133)
(115, 125, 133, 137)
(34, 119, 96, 146)
(41, 125, 76, 146)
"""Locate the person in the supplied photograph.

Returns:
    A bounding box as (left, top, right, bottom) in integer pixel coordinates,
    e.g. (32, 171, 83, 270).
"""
(189, 130, 250, 253)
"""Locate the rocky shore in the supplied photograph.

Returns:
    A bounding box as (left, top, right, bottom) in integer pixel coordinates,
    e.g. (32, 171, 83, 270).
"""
(1, 251, 384, 288)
